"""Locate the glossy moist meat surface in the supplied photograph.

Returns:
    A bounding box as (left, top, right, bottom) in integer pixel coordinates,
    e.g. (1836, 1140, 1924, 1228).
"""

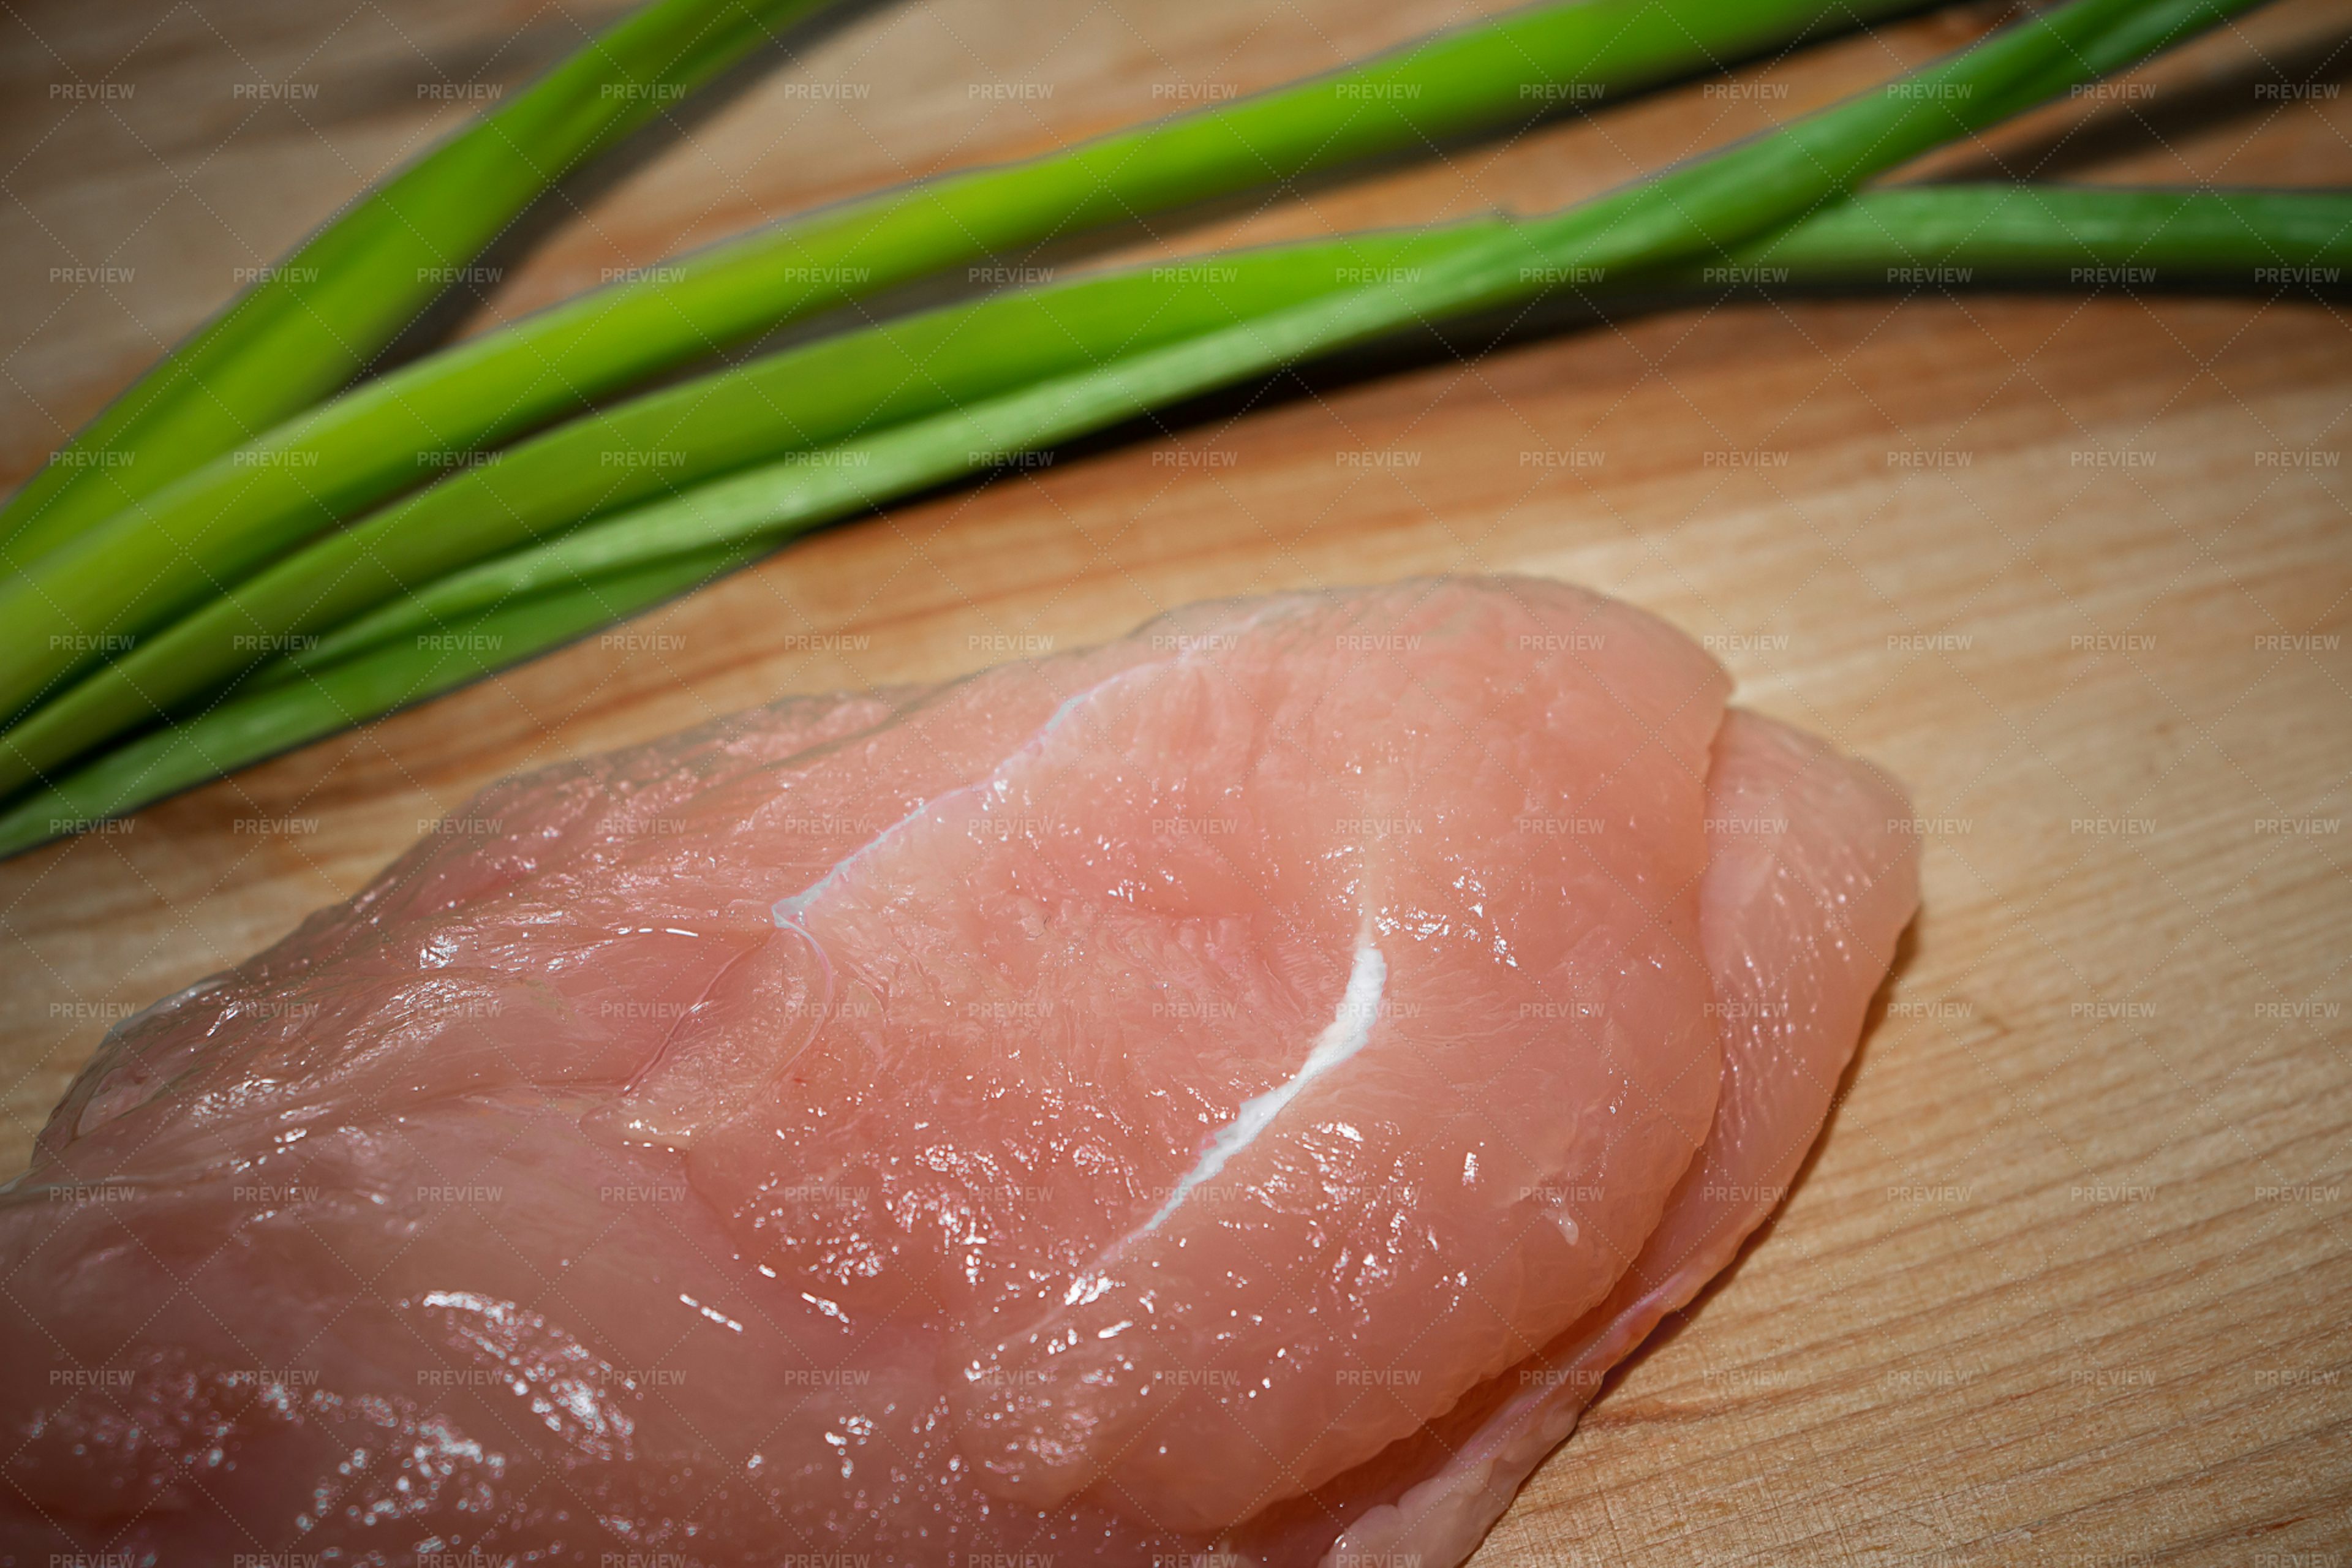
(0, 578, 1918, 1566)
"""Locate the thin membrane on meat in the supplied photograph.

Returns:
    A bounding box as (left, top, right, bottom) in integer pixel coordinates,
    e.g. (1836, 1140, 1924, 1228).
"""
(0, 578, 1917, 1566)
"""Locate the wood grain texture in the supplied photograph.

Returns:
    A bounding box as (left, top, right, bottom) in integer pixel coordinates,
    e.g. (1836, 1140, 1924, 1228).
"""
(2, 0, 2348, 1561)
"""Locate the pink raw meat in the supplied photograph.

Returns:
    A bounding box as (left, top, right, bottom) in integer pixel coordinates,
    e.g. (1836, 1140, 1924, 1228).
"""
(0, 578, 1916, 1566)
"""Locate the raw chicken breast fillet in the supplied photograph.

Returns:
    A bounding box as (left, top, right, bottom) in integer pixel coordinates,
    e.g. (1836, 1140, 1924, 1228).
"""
(0, 576, 1917, 1567)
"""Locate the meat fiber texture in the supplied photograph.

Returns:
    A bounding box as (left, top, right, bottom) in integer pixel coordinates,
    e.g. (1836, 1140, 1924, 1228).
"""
(0, 576, 1918, 1566)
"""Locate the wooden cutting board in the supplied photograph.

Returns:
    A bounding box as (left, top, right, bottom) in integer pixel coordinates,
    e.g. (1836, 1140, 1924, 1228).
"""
(3, 0, 2347, 1559)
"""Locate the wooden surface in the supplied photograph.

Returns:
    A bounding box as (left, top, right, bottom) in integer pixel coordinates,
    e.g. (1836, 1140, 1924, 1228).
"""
(3, 0, 2350, 1560)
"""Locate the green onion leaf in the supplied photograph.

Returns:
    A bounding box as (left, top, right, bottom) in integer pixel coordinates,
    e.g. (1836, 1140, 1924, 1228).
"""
(0, 0, 2294, 853)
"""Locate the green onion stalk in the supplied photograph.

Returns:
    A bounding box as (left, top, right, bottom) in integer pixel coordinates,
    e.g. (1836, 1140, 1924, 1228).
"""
(0, 0, 834, 567)
(0, 0, 2312, 856)
(0, 0, 1946, 727)
(10, 184, 2346, 815)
